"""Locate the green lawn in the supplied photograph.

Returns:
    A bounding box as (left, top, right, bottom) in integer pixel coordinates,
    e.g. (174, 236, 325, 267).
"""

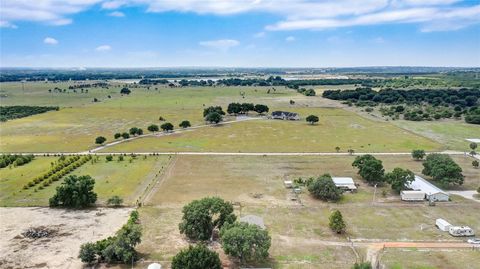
(0, 155, 170, 206)
(380, 249, 480, 269)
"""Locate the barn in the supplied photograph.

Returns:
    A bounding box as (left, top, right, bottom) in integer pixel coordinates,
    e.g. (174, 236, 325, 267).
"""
(406, 175, 450, 202)
(332, 177, 357, 191)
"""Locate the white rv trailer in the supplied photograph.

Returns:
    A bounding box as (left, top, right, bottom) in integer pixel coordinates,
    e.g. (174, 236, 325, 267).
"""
(435, 218, 452, 232)
(449, 226, 475, 237)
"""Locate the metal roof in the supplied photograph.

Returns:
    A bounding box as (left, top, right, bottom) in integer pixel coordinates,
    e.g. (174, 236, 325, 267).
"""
(407, 175, 448, 196)
(332, 177, 355, 185)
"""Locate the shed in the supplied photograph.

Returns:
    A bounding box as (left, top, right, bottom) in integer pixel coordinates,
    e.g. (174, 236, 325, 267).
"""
(284, 180, 293, 188)
(401, 190, 425, 201)
(406, 175, 449, 202)
(332, 177, 357, 191)
(435, 218, 452, 232)
(240, 215, 266, 229)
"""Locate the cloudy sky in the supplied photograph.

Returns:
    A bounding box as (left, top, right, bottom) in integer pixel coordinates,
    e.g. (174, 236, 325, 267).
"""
(1, 0, 479, 67)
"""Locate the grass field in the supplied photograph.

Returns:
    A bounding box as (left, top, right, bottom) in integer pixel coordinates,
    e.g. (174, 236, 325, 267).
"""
(135, 155, 480, 268)
(1, 81, 449, 153)
(103, 107, 441, 153)
(0, 155, 170, 206)
(380, 249, 480, 269)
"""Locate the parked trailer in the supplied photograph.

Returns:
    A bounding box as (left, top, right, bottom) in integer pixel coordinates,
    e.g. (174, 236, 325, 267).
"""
(449, 226, 475, 237)
(435, 218, 452, 232)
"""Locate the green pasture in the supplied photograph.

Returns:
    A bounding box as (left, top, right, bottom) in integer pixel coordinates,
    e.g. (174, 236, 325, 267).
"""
(105, 107, 441, 153)
(380, 249, 480, 269)
(0, 155, 169, 206)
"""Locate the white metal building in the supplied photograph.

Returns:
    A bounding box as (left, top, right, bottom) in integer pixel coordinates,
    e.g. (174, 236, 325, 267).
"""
(406, 175, 450, 202)
(435, 218, 452, 232)
(401, 190, 425, 201)
(332, 177, 357, 191)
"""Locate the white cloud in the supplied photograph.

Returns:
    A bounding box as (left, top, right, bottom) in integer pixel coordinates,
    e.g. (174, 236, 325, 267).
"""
(199, 39, 239, 51)
(108, 11, 125, 17)
(254, 31, 265, 38)
(285, 36, 296, 42)
(0, 20, 17, 28)
(0, 0, 478, 32)
(95, 45, 112, 51)
(43, 37, 58, 45)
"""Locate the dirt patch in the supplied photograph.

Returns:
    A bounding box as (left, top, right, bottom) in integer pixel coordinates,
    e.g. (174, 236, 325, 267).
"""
(0, 207, 132, 268)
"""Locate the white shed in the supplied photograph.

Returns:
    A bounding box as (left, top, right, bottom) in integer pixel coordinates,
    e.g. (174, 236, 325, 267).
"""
(435, 218, 452, 232)
(332, 177, 357, 191)
(406, 175, 449, 202)
(401, 190, 425, 201)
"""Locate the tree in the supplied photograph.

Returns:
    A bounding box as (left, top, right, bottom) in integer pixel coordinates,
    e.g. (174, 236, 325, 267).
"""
(114, 133, 121, 139)
(147, 124, 159, 133)
(179, 120, 191, 128)
(385, 168, 415, 193)
(160, 122, 174, 132)
(203, 106, 225, 117)
(253, 104, 269, 114)
(205, 112, 222, 124)
(49, 175, 97, 208)
(329, 210, 346, 234)
(306, 115, 319, 125)
(78, 242, 97, 264)
(220, 222, 271, 264)
(159, 116, 166, 121)
(227, 103, 242, 115)
(352, 262, 372, 269)
(303, 89, 316, 96)
(95, 136, 106, 145)
(120, 87, 131, 95)
(352, 155, 385, 185)
(307, 174, 342, 202)
(106, 155, 113, 162)
(121, 132, 130, 139)
(171, 245, 221, 269)
(241, 103, 254, 114)
(335, 146, 340, 153)
(179, 197, 236, 241)
(422, 154, 464, 186)
(129, 127, 139, 136)
(472, 160, 479, 169)
(470, 142, 478, 151)
(136, 128, 143, 135)
(411, 149, 426, 161)
(107, 195, 123, 207)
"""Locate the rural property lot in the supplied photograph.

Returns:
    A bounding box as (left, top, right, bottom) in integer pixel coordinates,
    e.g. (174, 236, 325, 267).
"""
(0, 207, 132, 269)
(135, 155, 480, 268)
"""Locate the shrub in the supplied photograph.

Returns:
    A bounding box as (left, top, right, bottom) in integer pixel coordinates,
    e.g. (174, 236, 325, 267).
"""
(171, 245, 221, 269)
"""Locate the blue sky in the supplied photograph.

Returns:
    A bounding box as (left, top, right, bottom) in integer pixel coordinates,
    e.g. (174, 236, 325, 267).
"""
(1, 0, 479, 67)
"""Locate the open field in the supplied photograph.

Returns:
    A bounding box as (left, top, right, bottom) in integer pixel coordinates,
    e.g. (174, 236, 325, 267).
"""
(379, 249, 480, 269)
(102, 108, 441, 153)
(134, 155, 480, 268)
(0, 155, 171, 206)
(0, 207, 132, 269)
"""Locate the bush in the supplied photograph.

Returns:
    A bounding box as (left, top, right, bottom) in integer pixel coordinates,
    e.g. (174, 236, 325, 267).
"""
(107, 196, 123, 207)
(78, 242, 97, 264)
(106, 155, 113, 162)
(352, 261, 372, 269)
(329, 210, 346, 234)
(49, 175, 97, 208)
(307, 174, 342, 202)
(171, 245, 221, 269)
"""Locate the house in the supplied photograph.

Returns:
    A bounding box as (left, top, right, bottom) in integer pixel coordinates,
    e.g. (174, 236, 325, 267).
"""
(271, 111, 300, 120)
(401, 190, 425, 201)
(332, 177, 357, 191)
(240, 215, 266, 229)
(406, 175, 450, 202)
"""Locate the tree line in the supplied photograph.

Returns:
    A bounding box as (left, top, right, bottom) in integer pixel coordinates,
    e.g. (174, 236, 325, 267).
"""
(0, 106, 59, 122)
(0, 154, 34, 168)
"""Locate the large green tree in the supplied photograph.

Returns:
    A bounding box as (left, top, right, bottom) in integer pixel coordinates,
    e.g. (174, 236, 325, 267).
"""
(49, 175, 97, 208)
(160, 122, 174, 132)
(385, 168, 415, 193)
(147, 124, 159, 133)
(203, 106, 225, 117)
(220, 222, 271, 264)
(422, 154, 464, 186)
(205, 112, 222, 124)
(179, 197, 236, 241)
(95, 136, 106, 145)
(352, 155, 385, 185)
(227, 103, 242, 115)
(253, 104, 269, 114)
(306, 115, 319, 125)
(411, 149, 426, 161)
(171, 245, 222, 269)
(307, 174, 342, 202)
(179, 120, 191, 128)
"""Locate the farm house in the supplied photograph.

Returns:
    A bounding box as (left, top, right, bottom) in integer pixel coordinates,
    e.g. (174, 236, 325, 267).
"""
(332, 177, 357, 191)
(271, 111, 300, 120)
(406, 175, 450, 202)
(401, 190, 425, 201)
